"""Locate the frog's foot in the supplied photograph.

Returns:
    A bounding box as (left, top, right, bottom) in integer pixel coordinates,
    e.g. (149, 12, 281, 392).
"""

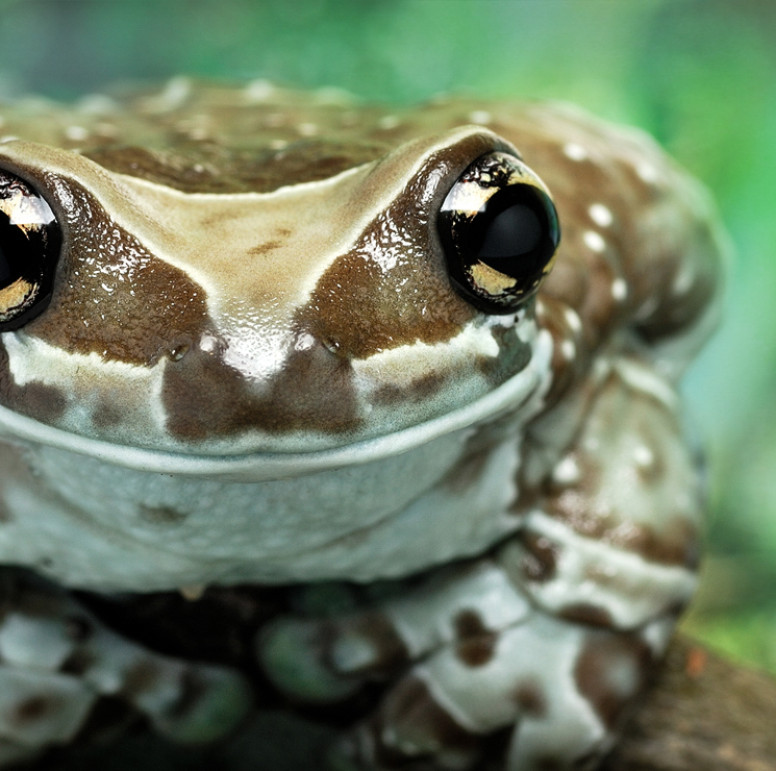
(0, 571, 252, 767)
(258, 561, 660, 770)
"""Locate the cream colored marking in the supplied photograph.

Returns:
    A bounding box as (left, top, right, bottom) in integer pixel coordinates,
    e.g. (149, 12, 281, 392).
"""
(142, 76, 192, 113)
(673, 261, 696, 296)
(563, 306, 582, 334)
(3, 333, 168, 434)
(179, 585, 206, 601)
(636, 162, 659, 184)
(611, 277, 628, 302)
(583, 230, 606, 253)
(552, 455, 581, 486)
(0, 278, 34, 309)
(521, 511, 698, 627)
(64, 125, 89, 142)
(269, 138, 288, 150)
(563, 142, 588, 161)
(0, 136, 18, 144)
(352, 319, 501, 385)
(613, 358, 677, 411)
(468, 110, 492, 125)
(297, 122, 318, 137)
(560, 339, 576, 360)
(588, 203, 613, 227)
(633, 444, 655, 470)
(377, 114, 400, 130)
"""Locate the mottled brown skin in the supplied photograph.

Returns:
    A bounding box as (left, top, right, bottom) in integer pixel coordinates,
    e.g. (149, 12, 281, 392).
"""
(0, 83, 724, 770)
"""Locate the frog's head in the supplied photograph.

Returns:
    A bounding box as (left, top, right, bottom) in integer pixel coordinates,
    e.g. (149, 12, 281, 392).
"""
(0, 123, 559, 469)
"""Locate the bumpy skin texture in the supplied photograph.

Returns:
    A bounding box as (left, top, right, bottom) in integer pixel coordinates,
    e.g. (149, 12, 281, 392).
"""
(0, 82, 724, 769)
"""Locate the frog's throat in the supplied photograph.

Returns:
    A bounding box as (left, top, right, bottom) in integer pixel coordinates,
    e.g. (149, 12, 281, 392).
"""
(0, 329, 552, 482)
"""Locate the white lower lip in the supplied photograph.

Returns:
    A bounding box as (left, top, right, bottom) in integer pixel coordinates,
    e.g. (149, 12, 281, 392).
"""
(0, 330, 552, 481)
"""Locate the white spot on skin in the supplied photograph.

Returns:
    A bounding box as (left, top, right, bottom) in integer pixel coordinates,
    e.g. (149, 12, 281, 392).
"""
(563, 143, 588, 162)
(65, 125, 89, 142)
(378, 114, 400, 130)
(633, 444, 655, 470)
(673, 263, 696, 296)
(0, 135, 19, 144)
(637, 162, 659, 184)
(563, 307, 582, 335)
(468, 110, 492, 125)
(583, 230, 606, 253)
(297, 122, 318, 137)
(553, 456, 581, 486)
(588, 203, 613, 228)
(294, 333, 317, 352)
(611, 278, 628, 302)
(331, 634, 379, 673)
(561, 339, 576, 360)
(146, 77, 192, 112)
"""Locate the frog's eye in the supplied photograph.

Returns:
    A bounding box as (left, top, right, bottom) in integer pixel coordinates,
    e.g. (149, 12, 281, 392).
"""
(438, 151, 560, 313)
(0, 169, 61, 330)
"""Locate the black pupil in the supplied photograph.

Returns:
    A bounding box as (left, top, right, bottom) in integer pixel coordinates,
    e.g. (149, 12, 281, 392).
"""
(0, 171, 61, 329)
(0, 208, 35, 286)
(474, 185, 558, 278)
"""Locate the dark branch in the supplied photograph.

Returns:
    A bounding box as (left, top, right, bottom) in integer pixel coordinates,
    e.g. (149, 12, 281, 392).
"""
(605, 635, 776, 771)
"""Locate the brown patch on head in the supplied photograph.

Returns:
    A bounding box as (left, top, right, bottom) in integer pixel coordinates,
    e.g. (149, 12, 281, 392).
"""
(574, 630, 653, 730)
(247, 240, 282, 257)
(293, 134, 507, 361)
(162, 332, 361, 440)
(24, 181, 210, 366)
(85, 139, 390, 194)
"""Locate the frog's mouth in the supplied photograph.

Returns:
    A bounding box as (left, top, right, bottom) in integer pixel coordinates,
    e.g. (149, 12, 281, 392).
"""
(0, 330, 552, 481)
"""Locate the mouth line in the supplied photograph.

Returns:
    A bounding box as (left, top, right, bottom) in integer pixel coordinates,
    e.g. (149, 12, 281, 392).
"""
(0, 331, 552, 481)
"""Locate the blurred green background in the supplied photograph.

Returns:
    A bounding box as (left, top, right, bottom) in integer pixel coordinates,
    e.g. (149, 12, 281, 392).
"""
(1, 0, 774, 672)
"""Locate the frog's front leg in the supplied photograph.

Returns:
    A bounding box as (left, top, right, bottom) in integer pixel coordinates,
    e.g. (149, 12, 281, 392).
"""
(0, 570, 251, 766)
(258, 356, 703, 770)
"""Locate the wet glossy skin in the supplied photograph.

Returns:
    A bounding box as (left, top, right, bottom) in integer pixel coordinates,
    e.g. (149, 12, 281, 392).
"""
(0, 81, 724, 770)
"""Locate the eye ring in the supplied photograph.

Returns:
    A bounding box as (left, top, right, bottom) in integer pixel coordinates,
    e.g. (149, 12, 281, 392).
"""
(0, 169, 61, 330)
(437, 151, 560, 313)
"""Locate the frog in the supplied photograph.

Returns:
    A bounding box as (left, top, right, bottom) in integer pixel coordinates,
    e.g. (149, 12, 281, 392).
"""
(0, 78, 724, 770)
